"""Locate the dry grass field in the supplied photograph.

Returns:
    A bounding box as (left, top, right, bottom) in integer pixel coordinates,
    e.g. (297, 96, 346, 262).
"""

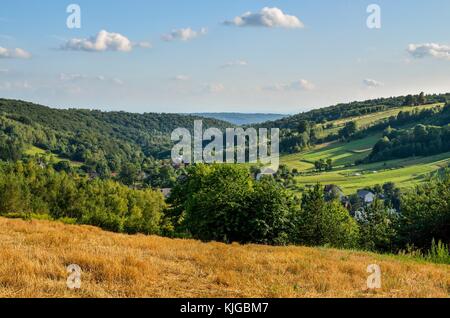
(0, 217, 448, 298)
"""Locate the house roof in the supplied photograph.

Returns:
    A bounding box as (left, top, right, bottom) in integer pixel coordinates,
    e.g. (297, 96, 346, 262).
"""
(324, 184, 344, 193)
(357, 190, 374, 197)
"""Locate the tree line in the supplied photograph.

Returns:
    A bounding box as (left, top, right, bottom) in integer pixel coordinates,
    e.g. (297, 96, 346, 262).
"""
(0, 160, 448, 262)
(366, 124, 450, 162)
(167, 164, 449, 257)
(0, 160, 167, 234)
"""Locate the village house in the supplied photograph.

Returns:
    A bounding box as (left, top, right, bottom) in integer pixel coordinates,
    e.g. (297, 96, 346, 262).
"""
(357, 190, 375, 204)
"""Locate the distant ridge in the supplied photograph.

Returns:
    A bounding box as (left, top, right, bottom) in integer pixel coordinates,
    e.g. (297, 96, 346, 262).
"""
(193, 112, 287, 125)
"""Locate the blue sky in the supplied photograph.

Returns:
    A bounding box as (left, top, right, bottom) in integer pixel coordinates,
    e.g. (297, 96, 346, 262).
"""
(1, 0, 450, 113)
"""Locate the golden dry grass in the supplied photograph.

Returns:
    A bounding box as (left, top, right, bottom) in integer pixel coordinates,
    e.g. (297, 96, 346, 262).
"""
(0, 217, 448, 298)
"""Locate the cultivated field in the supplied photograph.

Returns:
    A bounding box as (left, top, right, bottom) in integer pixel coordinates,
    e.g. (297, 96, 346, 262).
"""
(281, 132, 450, 194)
(315, 103, 443, 139)
(0, 217, 448, 298)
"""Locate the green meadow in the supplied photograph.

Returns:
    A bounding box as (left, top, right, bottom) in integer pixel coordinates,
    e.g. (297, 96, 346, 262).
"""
(23, 146, 83, 167)
(316, 103, 443, 139)
(281, 105, 450, 194)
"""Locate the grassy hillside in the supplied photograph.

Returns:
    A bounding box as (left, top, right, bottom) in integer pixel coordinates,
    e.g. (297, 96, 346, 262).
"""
(316, 103, 442, 139)
(280, 102, 450, 193)
(292, 152, 450, 194)
(261, 93, 449, 129)
(0, 217, 448, 298)
(282, 134, 382, 171)
(282, 138, 450, 194)
(23, 146, 83, 167)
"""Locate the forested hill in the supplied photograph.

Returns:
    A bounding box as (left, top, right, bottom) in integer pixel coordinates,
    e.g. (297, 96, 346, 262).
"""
(0, 98, 231, 173)
(259, 93, 450, 129)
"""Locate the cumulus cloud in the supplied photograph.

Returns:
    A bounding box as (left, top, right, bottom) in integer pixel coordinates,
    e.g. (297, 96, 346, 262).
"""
(224, 7, 304, 29)
(264, 79, 314, 92)
(0, 47, 31, 59)
(60, 30, 150, 52)
(162, 27, 207, 42)
(363, 78, 384, 88)
(221, 60, 248, 68)
(407, 43, 450, 61)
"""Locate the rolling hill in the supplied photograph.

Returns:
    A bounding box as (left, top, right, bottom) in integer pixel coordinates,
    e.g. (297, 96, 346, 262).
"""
(0, 98, 232, 173)
(261, 93, 449, 130)
(280, 106, 450, 193)
(1, 95, 449, 191)
(0, 217, 448, 298)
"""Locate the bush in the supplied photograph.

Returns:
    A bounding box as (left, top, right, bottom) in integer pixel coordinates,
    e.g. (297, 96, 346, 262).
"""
(355, 199, 399, 252)
(426, 239, 450, 264)
(399, 175, 450, 248)
(292, 184, 359, 249)
(169, 164, 297, 245)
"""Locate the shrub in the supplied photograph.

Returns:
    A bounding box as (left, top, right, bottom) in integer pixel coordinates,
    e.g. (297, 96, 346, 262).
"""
(169, 164, 297, 245)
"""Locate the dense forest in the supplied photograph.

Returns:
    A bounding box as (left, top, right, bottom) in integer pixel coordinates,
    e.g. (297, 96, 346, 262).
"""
(0, 160, 167, 234)
(366, 124, 450, 162)
(0, 98, 230, 175)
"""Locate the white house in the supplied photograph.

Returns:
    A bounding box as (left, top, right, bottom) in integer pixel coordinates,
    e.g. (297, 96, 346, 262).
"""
(357, 190, 375, 204)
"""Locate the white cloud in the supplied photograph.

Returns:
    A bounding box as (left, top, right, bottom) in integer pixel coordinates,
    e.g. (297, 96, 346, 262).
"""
(221, 60, 248, 68)
(112, 78, 124, 85)
(0, 68, 9, 74)
(135, 41, 152, 48)
(60, 73, 88, 81)
(60, 30, 150, 52)
(224, 7, 304, 29)
(264, 79, 314, 92)
(172, 75, 190, 81)
(407, 43, 450, 61)
(363, 79, 384, 88)
(0, 81, 32, 90)
(203, 83, 225, 93)
(60, 73, 124, 85)
(162, 27, 207, 42)
(0, 47, 31, 59)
